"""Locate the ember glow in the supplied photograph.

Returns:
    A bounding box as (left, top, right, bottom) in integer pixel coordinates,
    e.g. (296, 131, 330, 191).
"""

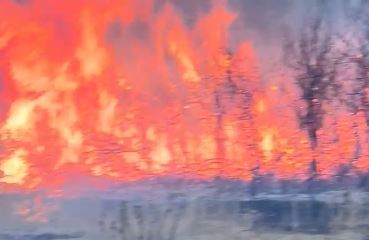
(0, 0, 368, 191)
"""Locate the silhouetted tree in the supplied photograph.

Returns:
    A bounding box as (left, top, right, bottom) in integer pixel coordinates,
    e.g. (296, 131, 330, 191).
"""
(344, 0, 369, 190)
(344, 1, 369, 128)
(284, 18, 341, 186)
(210, 48, 263, 193)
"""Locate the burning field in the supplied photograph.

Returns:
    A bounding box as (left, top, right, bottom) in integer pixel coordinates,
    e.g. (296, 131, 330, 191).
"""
(1, 0, 369, 239)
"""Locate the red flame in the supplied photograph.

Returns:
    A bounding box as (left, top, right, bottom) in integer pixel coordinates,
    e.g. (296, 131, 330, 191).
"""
(0, 0, 367, 192)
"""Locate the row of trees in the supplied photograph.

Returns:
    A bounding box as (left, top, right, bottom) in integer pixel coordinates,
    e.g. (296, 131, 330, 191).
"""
(283, 1, 369, 189)
(198, 1, 369, 191)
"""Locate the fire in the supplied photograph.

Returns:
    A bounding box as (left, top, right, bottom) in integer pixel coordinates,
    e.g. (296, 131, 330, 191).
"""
(260, 129, 274, 161)
(256, 99, 266, 113)
(3, 99, 35, 134)
(0, 149, 29, 184)
(0, 0, 367, 192)
(76, 10, 109, 79)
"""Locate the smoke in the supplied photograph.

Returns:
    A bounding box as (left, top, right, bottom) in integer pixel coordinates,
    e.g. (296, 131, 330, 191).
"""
(160, 0, 212, 28)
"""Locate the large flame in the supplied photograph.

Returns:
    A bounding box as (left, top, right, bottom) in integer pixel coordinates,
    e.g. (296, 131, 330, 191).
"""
(0, 0, 367, 192)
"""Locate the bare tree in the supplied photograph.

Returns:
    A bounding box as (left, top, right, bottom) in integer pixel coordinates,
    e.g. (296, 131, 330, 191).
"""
(343, 0, 369, 189)
(208, 48, 263, 194)
(284, 18, 341, 185)
(345, 1, 369, 128)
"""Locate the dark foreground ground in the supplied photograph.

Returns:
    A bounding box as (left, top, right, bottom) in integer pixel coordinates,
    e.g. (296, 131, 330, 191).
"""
(0, 180, 369, 240)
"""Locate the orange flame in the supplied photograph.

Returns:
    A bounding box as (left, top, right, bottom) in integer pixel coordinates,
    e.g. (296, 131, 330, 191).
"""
(0, 0, 367, 193)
